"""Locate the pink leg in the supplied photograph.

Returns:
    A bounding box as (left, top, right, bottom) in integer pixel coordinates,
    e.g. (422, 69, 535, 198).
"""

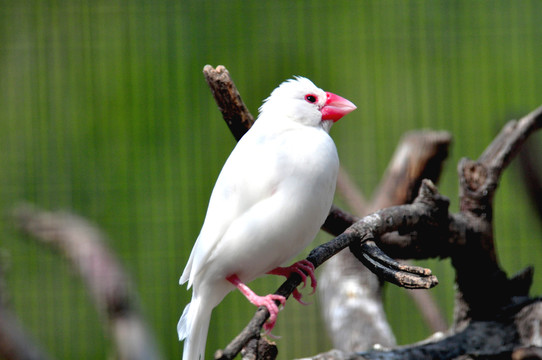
(267, 259, 317, 305)
(226, 274, 286, 333)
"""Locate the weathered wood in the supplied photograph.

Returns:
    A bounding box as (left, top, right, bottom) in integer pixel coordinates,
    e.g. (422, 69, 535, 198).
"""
(320, 130, 451, 351)
(203, 65, 255, 141)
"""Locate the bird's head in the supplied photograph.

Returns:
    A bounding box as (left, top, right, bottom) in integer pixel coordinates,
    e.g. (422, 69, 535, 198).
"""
(258, 77, 356, 132)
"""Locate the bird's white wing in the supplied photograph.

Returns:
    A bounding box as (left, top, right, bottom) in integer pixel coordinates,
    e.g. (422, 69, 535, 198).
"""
(180, 121, 291, 288)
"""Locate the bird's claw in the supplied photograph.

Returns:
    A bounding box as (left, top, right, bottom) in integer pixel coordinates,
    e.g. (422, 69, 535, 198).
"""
(294, 260, 317, 294)
(268, 259, 317, 300)
(292, 288, 311, 306)
(255, 294, 286, 335)
(226, 274, 288, 335)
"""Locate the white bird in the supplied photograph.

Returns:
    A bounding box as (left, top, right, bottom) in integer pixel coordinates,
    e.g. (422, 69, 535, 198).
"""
(178, 76, 356, 360)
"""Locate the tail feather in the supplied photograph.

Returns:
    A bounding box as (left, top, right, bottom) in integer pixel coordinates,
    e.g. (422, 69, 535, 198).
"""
(178, 297, 212, 360)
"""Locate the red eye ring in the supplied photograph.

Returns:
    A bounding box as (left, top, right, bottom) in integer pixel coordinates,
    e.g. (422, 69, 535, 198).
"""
(305, 94, 317, 103)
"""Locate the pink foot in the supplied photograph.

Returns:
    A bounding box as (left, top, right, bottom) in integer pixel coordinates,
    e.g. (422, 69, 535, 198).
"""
(226, 274, 286, 333)
(267, 259, 317, 304)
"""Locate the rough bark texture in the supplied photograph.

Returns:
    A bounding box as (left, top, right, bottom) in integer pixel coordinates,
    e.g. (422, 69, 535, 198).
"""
(453, 106, 542, 328)
(320, 131, 451, 351)
(203, 65, 255, 141)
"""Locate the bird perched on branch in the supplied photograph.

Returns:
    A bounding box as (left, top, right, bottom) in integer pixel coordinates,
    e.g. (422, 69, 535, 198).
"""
(178, 76, 356, 360)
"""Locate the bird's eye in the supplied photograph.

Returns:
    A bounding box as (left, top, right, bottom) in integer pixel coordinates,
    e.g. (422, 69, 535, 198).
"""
(305, 94, 317, 103)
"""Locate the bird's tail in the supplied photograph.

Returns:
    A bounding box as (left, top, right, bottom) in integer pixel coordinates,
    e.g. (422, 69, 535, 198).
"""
(178, 296, 212, 360)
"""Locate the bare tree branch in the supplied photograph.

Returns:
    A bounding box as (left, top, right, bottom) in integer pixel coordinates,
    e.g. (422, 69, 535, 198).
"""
(453, 105, 542, 327)
(203, 65, 255, 141)
(371, 130, 451, 206)
(320, 131, 451, 351)
(238, 337, 277, 360)
(12, 204, 162, 360)
(336, 166, 368, 215)
(0, 307, 52, 360)
(302, 104, 542, 359)
(479, 105, 542, 171)
(302, 298, 542, 360)
(215, 185, 439, 359)
(518, 137, 542, 221)
(322, 205, 360, 236)
(0, 261, 53, 360)
(303, 300, 542, 360)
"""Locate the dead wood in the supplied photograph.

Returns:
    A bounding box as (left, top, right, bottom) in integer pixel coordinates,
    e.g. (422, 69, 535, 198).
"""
(320, 131, 451, 351)
(12, 204, 162, 360)
(0, 261, 53, 360)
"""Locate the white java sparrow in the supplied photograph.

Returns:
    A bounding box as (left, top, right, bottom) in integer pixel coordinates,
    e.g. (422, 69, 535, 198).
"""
(178, 76, 356, 360)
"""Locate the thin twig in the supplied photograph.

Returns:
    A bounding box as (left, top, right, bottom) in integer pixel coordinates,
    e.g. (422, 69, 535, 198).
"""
(203, 65, 254, 140)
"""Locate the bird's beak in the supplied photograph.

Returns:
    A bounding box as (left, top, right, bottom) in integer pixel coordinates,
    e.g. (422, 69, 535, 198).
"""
(320, 92, 357, 122)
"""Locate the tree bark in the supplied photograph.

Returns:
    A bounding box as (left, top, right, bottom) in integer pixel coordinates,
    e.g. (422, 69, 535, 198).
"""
(320, 131, 451, 351)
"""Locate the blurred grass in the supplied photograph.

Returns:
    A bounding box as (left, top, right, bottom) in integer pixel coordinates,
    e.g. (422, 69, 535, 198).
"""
(1, 1, 542, 359)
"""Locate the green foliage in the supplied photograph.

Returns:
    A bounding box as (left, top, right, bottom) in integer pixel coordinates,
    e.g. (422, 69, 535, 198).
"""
(1, 1, 541, 358)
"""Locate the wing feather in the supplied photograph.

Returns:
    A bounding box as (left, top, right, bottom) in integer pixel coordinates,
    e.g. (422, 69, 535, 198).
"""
(180, 121, 286, 288)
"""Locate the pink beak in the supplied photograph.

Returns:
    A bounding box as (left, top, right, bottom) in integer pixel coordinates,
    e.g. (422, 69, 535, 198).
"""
(321, 92, 357, 122)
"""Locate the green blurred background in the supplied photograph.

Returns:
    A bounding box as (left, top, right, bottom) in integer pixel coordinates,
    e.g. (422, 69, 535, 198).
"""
(1, 1, 542, 359)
